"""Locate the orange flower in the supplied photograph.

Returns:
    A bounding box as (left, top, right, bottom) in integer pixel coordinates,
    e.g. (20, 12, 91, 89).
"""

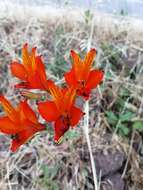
(11, 43, 53, 90)
(64, 49, 104, 99)
(0, 96, 45, 152)
(38, 83, 83, 143)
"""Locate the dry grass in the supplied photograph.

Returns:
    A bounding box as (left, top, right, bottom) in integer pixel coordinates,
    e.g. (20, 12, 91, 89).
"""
(0, 2, 143, 190)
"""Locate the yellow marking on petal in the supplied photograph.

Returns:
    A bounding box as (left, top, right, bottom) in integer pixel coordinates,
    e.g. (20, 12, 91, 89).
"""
(82, 48, 96, 80)
(64, 87, 76, 112)
(71, 49, 96, 81)
(0, 96, 18, 122)
(71, 50, 83, 81)
(55, 136, 64, 144)
(31, 47, 37, 72)
(48, 84, 63, 110)
(22, 44, 32, 73)
(84, 48, 96, 68)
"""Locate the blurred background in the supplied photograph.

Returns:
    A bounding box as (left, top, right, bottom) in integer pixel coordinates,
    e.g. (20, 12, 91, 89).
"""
(0, 0, 143, 190)
(2, 0, 143, 18)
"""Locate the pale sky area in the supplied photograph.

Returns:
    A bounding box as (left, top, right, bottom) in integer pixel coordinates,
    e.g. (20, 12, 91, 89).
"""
(1, 0, 143, 18)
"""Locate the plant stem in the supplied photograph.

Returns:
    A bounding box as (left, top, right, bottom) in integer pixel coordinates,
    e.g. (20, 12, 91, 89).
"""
(83, 100, 99, 190)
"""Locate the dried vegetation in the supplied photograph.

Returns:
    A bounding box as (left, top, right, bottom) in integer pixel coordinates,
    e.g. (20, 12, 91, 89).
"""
(0, 3, 143, 190)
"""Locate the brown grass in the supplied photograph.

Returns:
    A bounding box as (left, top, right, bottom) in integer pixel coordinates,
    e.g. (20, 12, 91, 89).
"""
(0, 3, 143, 190)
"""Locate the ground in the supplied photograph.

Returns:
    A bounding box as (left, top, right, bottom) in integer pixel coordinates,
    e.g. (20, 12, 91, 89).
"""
(0, 6, 143, 190)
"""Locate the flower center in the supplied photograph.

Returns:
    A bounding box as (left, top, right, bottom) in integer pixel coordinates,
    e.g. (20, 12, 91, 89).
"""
(61, 114, 70, 127)
(11, 134, 20, 142)
(77, 80, 85, 88)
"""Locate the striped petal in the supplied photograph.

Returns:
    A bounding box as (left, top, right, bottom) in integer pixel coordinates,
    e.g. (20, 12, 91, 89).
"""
(22, 43, 32, 73)
(20, 101, 38, 124)
(0, 96, 19, 122)
(84, 49, 96, 70)
(70, 50, 82, 80)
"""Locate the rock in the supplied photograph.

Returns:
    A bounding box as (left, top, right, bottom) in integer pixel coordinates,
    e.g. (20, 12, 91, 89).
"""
(80, 149, 126, 177)
(94, 150, 125, 177)
(101, 173, 125, 190)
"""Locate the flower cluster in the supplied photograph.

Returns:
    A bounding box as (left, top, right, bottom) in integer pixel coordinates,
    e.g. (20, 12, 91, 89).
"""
(0, 44, 104, 152)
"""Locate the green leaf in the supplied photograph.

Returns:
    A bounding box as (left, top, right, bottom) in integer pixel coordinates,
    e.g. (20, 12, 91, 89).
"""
(105, 70, 112, 78)
(105, 111, 118, 125)
(119, 111, 135, 122)
(133, 121, 143, 131)
(119, 88, 130, 97)
(84, 9, 93, 24)
(41, 164, 59, 179)
(64, 129, 80, 139)
(119, 124, 130, 136)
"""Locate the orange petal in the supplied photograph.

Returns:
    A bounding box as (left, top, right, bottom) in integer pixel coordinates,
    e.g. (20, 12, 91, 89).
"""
(70, 50, 83, 80)
(31, 47, 37, 71)
(48, 82, 62, 99)
(54, 118, 69, 143)
(11, 62, 27, 80)
(36, 58, 48, 89)
(64, 68, 77, 86)
(82, 48, 97, 80)
(22, 43, 32, 73)
(28, 73, 45, 89)
(70, 50, 81, 63)
(84, 48, 96, 69)
(46, 80, 55, 91)
(20, 101, 38, 124)
(70, 106, 84, 126)
(0, 96, 19, 122)
(48, 83, 63, 110)
(38, 101, 60, 122)
(0, 116, 21, 134)
(63, 87, 76, 112)
(85, 70, 104, 89)
(10, 123, 45, 152)
(36, 56, 47, 81)
(14, 82, 31, 89)
(15, 76, 50, 90)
